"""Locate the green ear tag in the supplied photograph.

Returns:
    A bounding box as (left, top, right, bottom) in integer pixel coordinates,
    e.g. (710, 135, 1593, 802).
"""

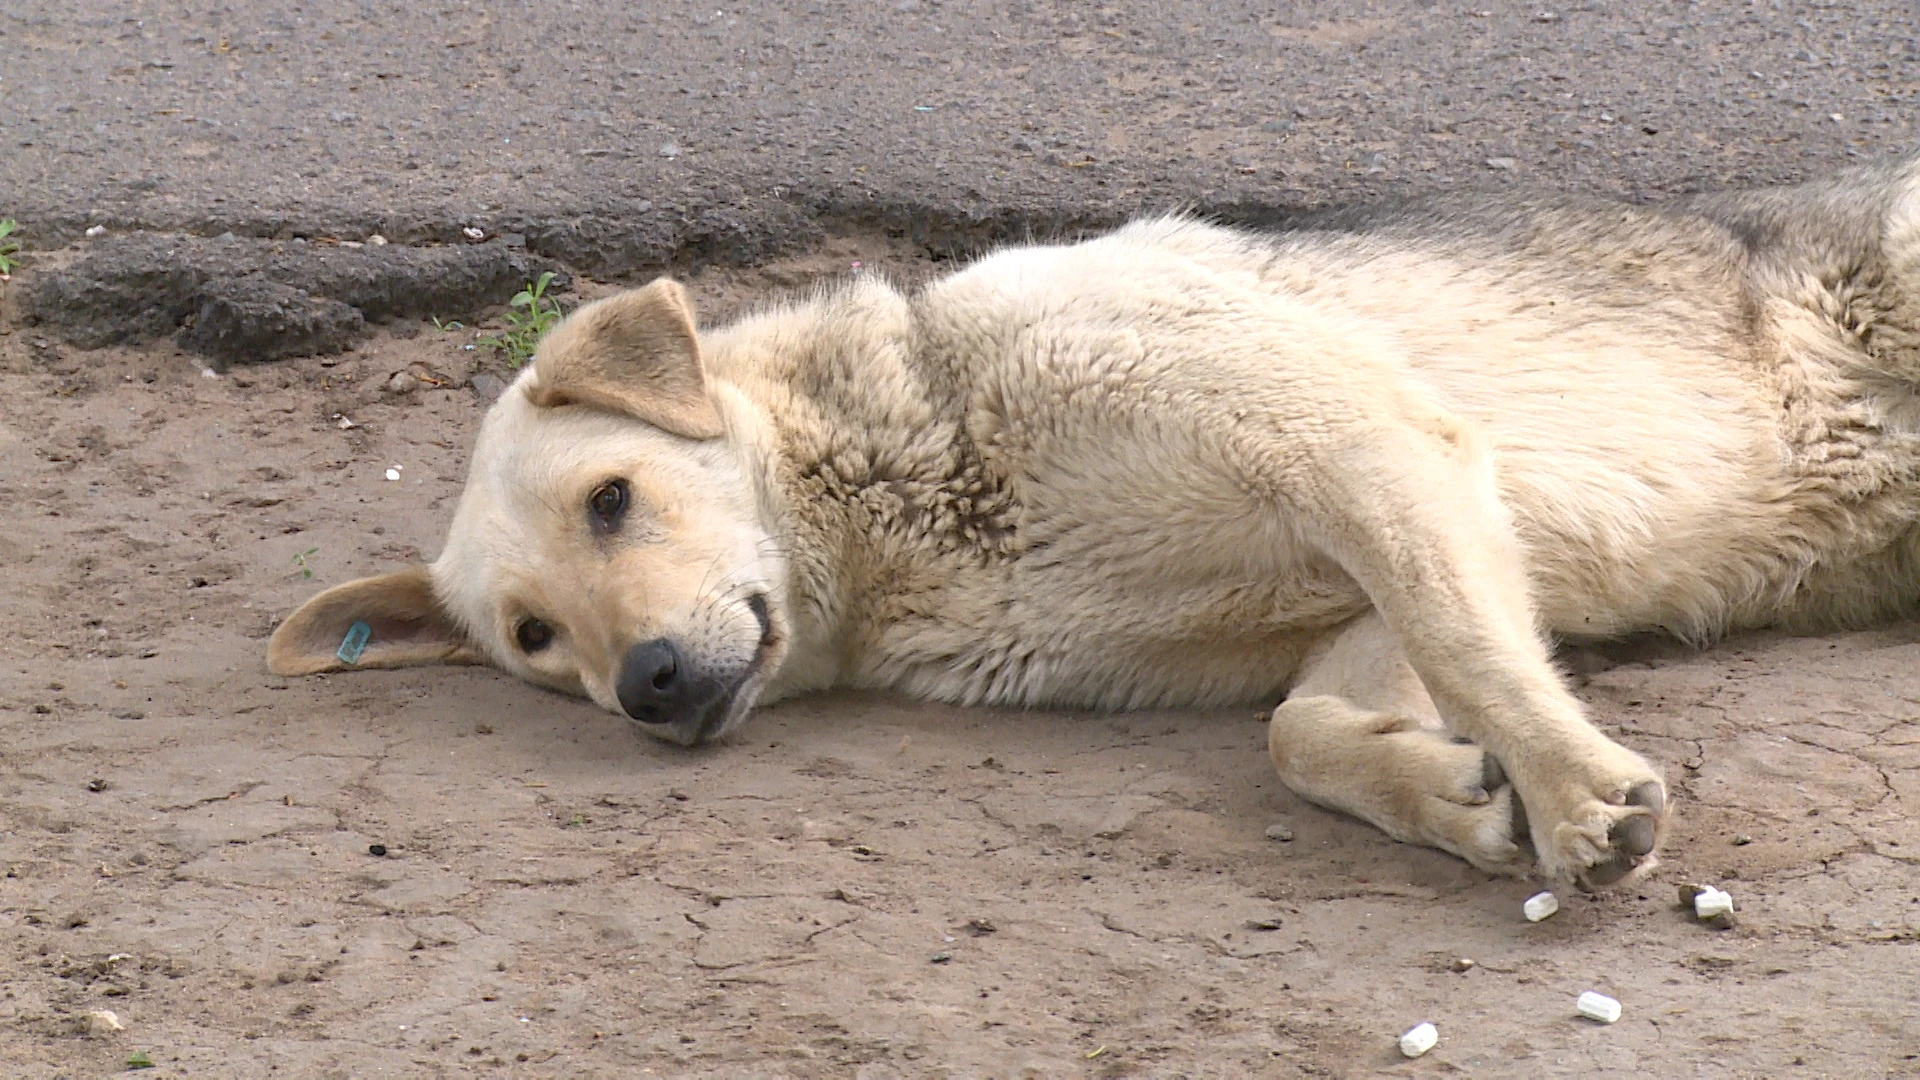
(336, 621, 372, 665)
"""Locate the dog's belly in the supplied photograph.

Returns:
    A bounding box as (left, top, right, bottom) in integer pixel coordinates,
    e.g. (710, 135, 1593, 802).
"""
(851, 534, 1370, 712)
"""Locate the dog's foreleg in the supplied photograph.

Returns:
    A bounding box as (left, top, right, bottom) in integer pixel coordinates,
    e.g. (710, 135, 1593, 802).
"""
(1284, 410, 1667, 888)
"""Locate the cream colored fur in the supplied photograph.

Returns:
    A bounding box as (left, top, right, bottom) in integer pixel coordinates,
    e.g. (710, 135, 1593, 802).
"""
(271, 157, 1920, 889)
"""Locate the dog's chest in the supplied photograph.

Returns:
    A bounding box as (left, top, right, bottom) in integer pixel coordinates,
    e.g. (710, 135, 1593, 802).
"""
(815, 409, 1369, 709)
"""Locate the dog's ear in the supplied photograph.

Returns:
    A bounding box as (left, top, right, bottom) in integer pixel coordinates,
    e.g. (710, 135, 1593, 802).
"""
(268, 567, 483, 676)
(524, 278, 725, 439)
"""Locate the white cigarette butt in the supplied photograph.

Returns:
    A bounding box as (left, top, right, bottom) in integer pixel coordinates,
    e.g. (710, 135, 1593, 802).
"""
(1398, 1021, 1438, 1058)
(1693, 886, 1734, 919)
(1523, 890, 1559, 922)
(1576, 991, 1622, 1024)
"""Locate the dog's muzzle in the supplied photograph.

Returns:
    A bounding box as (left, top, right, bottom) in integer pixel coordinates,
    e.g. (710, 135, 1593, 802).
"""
(617, 594, 776, 746)
(616, 638, 731, 739)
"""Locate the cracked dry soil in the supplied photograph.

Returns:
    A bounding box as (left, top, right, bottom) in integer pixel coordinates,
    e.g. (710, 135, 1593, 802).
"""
(2, 239, 1918, 1079)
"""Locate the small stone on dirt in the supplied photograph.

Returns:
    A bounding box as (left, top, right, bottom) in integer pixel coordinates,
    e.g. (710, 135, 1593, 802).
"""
(469, 372, 506, 403)
(1265, 823, 1295, 842)
(86, 778, 106, 792)
(929, 951, 952, 963)
(86, 224, 108, 238)
(86, 1009, 125, 1036)
(1245, 918, 1283, 931)
(966, 918, 996, 936)
(368, 844, 388, 857)
(386, 371, 419, 394)
(1449, 957, 1476, 973)
(1732, 834, 1754, 846)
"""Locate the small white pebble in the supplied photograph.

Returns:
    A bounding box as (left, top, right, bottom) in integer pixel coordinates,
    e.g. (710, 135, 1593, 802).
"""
(1576, 991, 1622, 1024)
(367, 233, 388, 246)
(463, 226, 486, 241)
(1398, 1021, 1438, 1058)
(384, 468, 401, 481)
(85, 224, 108, 238)
(1523, 890, 1559, 922)
(85, 1009, 125, 1035)
(1693, 886, 1734, 920)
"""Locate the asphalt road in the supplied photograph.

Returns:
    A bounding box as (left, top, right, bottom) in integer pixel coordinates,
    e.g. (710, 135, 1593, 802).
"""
(2, 1, 1916, 272)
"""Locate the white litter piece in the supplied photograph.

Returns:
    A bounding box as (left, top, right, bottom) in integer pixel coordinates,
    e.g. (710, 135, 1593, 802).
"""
(1693, 886, 1734, 920)
(1523, 890, 1559, 922)
(463, 226, 486, 241)
(1398, 1021, 1438, 1058)
(1576, 991, 1622, 1024)
(86, 224, 108, 238)
(334, 414, 357, 430)
(384, 468, 401, 481)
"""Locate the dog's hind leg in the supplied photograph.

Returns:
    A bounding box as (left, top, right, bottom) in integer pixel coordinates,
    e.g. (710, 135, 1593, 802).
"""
(1269, 611, 1525, 875)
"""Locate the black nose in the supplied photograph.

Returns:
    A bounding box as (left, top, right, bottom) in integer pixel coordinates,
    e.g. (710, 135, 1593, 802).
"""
(617, 639, 683, 724)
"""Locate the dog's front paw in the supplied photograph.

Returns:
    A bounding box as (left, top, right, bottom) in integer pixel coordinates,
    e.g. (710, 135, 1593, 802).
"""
(1514, 743, 1668, 889)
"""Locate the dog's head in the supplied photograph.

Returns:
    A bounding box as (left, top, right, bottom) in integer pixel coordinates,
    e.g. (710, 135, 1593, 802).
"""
(268, 279, 788, 746)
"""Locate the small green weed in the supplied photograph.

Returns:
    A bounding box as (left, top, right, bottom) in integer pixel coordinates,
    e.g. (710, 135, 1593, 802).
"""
(480, 271, 564, 368)
(291, 547, 319, 580)
(126, 1049, 156, 1070)
(431, 315, 464, 332)
(0, 219, 20, 276)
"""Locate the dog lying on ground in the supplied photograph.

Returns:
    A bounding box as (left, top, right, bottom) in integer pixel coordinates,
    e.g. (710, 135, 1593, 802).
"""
(271, 156, 1920, 889)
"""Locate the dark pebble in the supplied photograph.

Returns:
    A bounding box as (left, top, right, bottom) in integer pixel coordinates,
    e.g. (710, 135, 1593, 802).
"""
(368, 844, 388, 857)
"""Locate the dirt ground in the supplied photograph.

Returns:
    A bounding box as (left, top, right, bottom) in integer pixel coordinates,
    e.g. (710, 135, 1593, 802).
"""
(2, 239, 1918, 1080)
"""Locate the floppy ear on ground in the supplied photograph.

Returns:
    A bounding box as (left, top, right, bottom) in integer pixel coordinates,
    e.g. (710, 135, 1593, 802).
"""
(524, 277, 725, 440)
(267, 566, 482, 675)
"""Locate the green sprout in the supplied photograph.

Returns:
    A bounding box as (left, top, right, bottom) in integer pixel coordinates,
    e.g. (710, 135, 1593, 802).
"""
(0, 219, 20, 276)
(291, 547, 319, 580)
(479, 271, 564, 368)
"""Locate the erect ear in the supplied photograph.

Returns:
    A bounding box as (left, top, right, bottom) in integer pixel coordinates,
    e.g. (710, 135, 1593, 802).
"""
(523, 278, 725, 439)
(268, 567, 483, 676)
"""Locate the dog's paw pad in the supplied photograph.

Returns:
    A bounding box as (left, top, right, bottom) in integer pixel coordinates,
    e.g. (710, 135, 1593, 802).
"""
(1611, 781, 1663, 857)
(1561, 779, 1667, 890)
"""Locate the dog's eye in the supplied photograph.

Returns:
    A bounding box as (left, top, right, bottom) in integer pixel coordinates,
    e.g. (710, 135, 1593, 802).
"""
(588, 479, 628, 532)
(515, 617, 554, 654)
